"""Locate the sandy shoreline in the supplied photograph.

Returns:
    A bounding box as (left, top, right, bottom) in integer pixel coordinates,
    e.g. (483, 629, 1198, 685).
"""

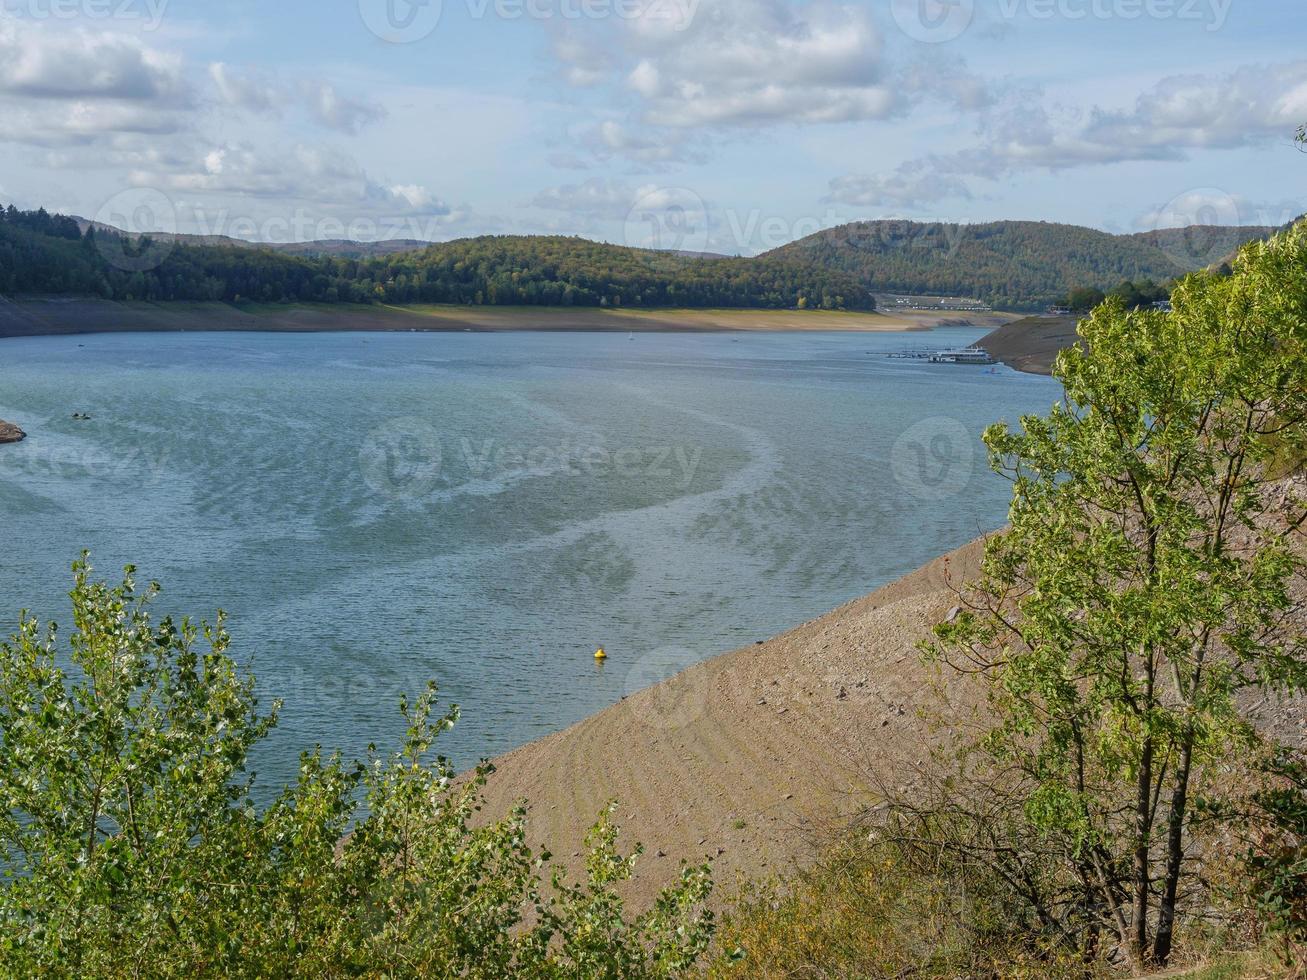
(470, 536, 995, 908)
(976, 314, 1077, 376)
(0, 296, 1017, 340)
(473, 516, 1306, 911)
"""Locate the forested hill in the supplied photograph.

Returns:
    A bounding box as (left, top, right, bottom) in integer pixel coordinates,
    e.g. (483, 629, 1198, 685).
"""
(0, 207, 875, 311)
(2, 206, 1284, 313)
(766, 220, 1278, 310)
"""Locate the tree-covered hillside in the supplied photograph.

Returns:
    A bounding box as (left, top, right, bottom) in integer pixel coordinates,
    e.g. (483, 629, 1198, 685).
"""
(0, 207, 876, 311)
(3, 206, 1282, 313)
(767, 219, 1277, 310)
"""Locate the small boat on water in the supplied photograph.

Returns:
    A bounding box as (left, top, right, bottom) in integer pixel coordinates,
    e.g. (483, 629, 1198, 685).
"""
(927, 347, 995, 365)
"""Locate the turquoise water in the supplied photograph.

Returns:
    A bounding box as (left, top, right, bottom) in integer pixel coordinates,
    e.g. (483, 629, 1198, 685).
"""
(0, 328, 1060, 787)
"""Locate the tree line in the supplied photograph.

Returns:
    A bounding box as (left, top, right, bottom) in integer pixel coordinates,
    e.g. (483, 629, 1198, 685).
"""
(770, 219, 1277, 310)
(0, 206, 876, 311)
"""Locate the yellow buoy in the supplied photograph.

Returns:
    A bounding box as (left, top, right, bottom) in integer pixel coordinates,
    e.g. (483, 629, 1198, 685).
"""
(594, 647, 608, 662)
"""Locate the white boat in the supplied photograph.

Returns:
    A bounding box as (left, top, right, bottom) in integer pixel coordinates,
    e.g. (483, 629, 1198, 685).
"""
(928, 347, 994, 365)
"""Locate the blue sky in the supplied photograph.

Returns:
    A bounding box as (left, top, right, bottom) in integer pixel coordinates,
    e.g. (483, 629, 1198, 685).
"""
(0, 0, 1303, 253)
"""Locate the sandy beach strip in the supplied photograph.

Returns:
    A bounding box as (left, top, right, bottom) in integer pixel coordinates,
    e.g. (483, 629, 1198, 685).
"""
(0, 297, 1017, 340)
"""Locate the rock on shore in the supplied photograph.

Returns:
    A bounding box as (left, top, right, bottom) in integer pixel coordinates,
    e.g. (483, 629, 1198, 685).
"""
(0, 420, 26, 444)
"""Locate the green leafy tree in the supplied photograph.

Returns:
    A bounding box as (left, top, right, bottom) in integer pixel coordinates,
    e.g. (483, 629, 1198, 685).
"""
(1064, 285, 1106, 311)
(925, 223, 1307, 968)
(0, 557, 714, 977)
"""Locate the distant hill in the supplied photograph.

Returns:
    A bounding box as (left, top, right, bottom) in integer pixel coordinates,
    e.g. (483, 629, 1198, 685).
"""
(766, 220, 1277, 310)
(1129, 225, 1281, 270)
(1, 206, 1285, 313)
(1, 207, 876, 311)
(71, 217, 428, 260)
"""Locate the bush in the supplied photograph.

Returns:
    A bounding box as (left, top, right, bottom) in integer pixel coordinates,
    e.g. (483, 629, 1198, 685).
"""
(708, 832, 1087, 979)
(0, 557, 714, 977)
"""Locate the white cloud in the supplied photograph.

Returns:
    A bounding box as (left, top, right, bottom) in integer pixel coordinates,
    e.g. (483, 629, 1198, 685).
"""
(831, 60, 1307, 214)
(209, 62, 278, 113)
(589, 119, 697, 163)
(826, 161, 972, 209)
(132, 141, 448, 218)
(611, 0, 896, 128)
(974, 61, 1307, 174)
(543, 0, 993, 168)
(0, 21, 187, 103)
(302, 81, 385, 135)
(532, 177, 640, 219)
(1082, 61, 1307, 153)
(210, 63, 386, 134)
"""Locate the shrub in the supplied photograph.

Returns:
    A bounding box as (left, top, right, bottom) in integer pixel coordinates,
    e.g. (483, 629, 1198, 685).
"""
(0, 557, 713, 977)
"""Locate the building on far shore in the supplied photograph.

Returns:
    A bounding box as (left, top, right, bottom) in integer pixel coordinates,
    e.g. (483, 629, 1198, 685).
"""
(878, 293, 993, 312)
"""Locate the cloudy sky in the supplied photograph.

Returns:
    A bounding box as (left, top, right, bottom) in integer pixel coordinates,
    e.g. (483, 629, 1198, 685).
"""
(0, 0, 1303, 253)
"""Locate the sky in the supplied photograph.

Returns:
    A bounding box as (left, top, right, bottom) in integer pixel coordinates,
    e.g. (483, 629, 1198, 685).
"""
(0, 0, 1303, 254)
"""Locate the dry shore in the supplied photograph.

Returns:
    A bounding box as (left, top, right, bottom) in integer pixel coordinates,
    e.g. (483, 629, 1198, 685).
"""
(0, 296, 1016, 340)
(475, 536, 994, 907)
(476, 509, 1306, 909)
(976, 314, 1078, 376)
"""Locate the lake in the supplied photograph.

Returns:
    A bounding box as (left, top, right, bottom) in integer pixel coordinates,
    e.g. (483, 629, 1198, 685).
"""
(0, 328, 1061, 790)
